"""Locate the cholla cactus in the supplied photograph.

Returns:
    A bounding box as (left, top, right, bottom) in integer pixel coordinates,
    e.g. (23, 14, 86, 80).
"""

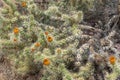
(0, 0, 120, 80)
(55, 0, 95, 12)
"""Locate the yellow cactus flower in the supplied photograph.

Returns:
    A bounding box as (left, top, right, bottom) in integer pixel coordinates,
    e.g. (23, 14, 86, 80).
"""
(13, 27, 19, 34)
(47, 36, 53, 42)
(21, 1, 27, 7)
(43, 58, 50, 66)
(109, 55, 116, 65)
